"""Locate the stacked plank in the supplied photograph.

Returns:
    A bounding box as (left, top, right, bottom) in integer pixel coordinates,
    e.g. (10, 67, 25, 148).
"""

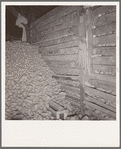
(5, 41, 69, 120)
(84, 6, 116, 120)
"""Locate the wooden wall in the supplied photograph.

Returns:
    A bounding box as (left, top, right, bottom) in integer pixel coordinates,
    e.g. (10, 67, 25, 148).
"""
(29, 6, 83, 109)
(29, 6, 116, 120)
(83, 6, 116, 120)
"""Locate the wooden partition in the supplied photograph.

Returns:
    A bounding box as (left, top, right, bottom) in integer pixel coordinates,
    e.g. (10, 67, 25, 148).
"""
(29, 5, 116, 120)
(83, 6, 116, 120)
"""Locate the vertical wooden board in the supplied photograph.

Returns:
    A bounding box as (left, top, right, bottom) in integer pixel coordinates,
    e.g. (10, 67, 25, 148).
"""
(92, 6, 116, 18)
(93, 11, 116, 26)
(92, 56, 116, 65)
(93, 22, 116, 36)
(93, 65, 116, 75)
(93, 47, 116, 56)
(93, 34, 116, 46)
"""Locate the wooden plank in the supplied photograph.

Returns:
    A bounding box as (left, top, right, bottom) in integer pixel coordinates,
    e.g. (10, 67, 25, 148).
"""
(49, 67, 79, 75)
(52, 74, 79, 81)
(32, 18, 78, 37)
(41, 54, 78, 62)
(86, 79, 116, 95)
(93, 65, 116, 75)
(92, 6, 116, 18)
(36, 34, 78, 47)
(60, 83, 80, 94)
(83, 100, 116, 117)
(85, 95, 116, 112)
(93, 47, 116, 56)
(93, 56, 116, 65)
(85, 86, 116, 102)
(91, 73, 116, 83)
(46, 60, 79, 69)
(39, 41, 78, 51)
(39, 47, 79, 56)
(93, 34, 116, 46)
(36, 25, 78, 41)
(55, 77, 80, 87)
(93, 22, 116, 36)
(94, 11, 116, 26)
(31, 6, 67, 27)
(33, 7, 79, 29)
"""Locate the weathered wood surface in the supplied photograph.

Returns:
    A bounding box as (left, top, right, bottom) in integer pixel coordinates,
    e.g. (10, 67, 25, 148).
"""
(31, 6, 79, 29)
(83, 100, 116, 118)
(86, 79, 116, 95)
(46, 60, 79, 69)
(31, 6, 67, 27)
(35, 25, 78, 41)
(93, 47, 116, 56)
(92, 56, 116, 65)
(92, 6, 116, 18)
(93, 34, 116, 46)
(49, 67, 79, 75)
(39, 41, 78, 51)
(40, 47, 79, 56)
(93, 10, 116, 26)
(36, 34, 78, 46)
(52, 74, 79, 81)
(31, 18, 78, 36)
(85, 86, 116, 102)
(93, 65, 116, 75)
(93, 22, 116, 36)
(85, 95, 116, 112)
(41, 54, 78, 62)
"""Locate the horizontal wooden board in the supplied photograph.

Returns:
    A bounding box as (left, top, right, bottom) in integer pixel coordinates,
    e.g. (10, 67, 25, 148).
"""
(39, 47, 79, 56)
(83, 100, 116, 117)
(93, 56, 116, 65)
(31, 6, 67, 27)
(93, 34, 116, 46)
(36, 26, 78, 41)
(46, 60, 79, 69)
(33, 7, 79, 29)
(49, 67, 79, 75)
(85, 95, 116, 112)
(90, 73, 116, 83)
(93, 65, 116, 75)
(92, 6, 116, 18)
(52, 74, 79, 81)
(36, 34, 78, 47)
(56, 78, 80, 88)
(41, 54, 78, 61)
(86, 79, 116, 95)
(93, 47, 116, 56)
(60, 83, 80, 94)
(39, 41, 78, 51)
(85, 86, 116, 102)
(93, 22, 116, 36)
(94, 11, 116, 26)
(31, 17, 78, 36)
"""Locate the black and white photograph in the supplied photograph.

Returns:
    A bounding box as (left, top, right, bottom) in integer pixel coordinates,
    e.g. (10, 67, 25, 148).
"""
(2, 1, 120, 147)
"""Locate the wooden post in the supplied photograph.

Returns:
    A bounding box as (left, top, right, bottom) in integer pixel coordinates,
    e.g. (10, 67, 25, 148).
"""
(77, 7, 86, 115)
